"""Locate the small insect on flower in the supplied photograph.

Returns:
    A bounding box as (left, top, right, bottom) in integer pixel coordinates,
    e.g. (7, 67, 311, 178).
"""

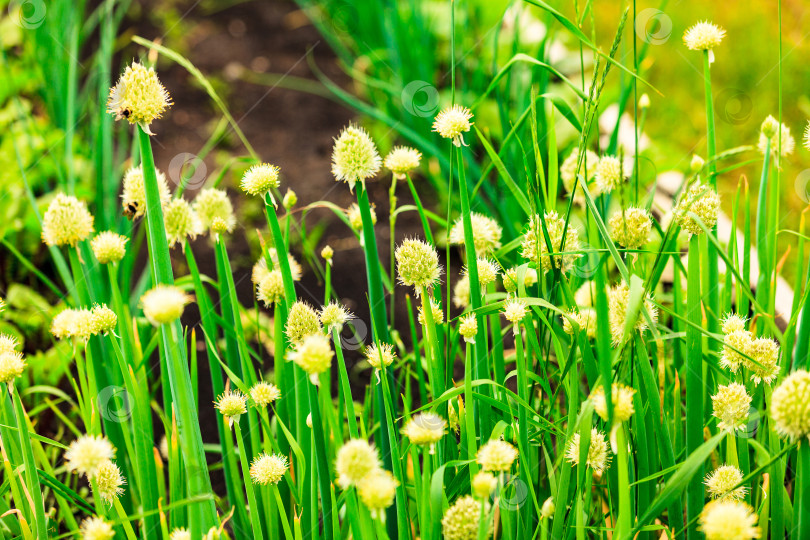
(591, 383, 636, 424)
(401, 412, 446, 452)
(193, 188, 236, 234)
(140, 285, 192, 326)
(674, 181, 720, 236)
(79, 516, 116, 540)
(448, 212, 503, 255)
(357, 468, 398, 518)
(442, 496, 486, 540)
(384, 146, 422, 179)
(215, 390, 248, 424)
(91, 231, 128, 263)
(458, 314, 478, 343)
(770, 369, 810, 441)
(121, 165, 172, 220)
(395, 238, 442, 293)
(521, 211, 581, 273)
(698, 500, 760, 540)
(565, 428, 611, 475)
(93, 460, 126, 504)
(683, 21, 726, 51)
(335, 439, 381, 488)
(250, 381, 281, 407)
(365, 342, 396, 370)
(712, 383, 752, 431)
(472, 471, 497, 499)
(250, 453, 288, 485)
(433, 104, 473, 147)
(42, 193, 94, 247)
(705, 465, 747, 501)
(65, 435, 116, 477)
(108, 61, 171, 129)
(758, 115, 795, 158)
(477, 439, 518, 472)
(608, 207, 652, 250)
(240, 163, 280, 197)
(0, 350, 25, 384)
(285, 301, 321, 345)
(320, 302, 352, 331)
(331, 124, 382, 191)
(288, 333, 334, 382)
(164, 198, 203, 249)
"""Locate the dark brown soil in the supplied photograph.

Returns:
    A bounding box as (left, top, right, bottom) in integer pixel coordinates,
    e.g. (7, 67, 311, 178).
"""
(136, 0, 439, 472)
(146, 0, 432, 335)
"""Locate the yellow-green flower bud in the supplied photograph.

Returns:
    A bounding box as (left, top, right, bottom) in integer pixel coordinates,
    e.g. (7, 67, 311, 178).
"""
(42, 193, 94, 247)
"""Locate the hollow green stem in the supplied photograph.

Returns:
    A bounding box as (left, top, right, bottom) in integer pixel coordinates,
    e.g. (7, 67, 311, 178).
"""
(306, 378, 335, 540)
(406, 174, 434, 243)
(272, 486, 295, 540)
(137, 124, 216, 535)
(113, 498, 139, 540)
(234, 420, 266, 540)
(702, 49, 721, 367)
(8, 383, 47, 539)
(616, 424, 632, 538)
(685, 234, 703, 538)
(454, 147, 491, 435)
(332, 328, 359, 439)
(463, 343, 478, 482)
